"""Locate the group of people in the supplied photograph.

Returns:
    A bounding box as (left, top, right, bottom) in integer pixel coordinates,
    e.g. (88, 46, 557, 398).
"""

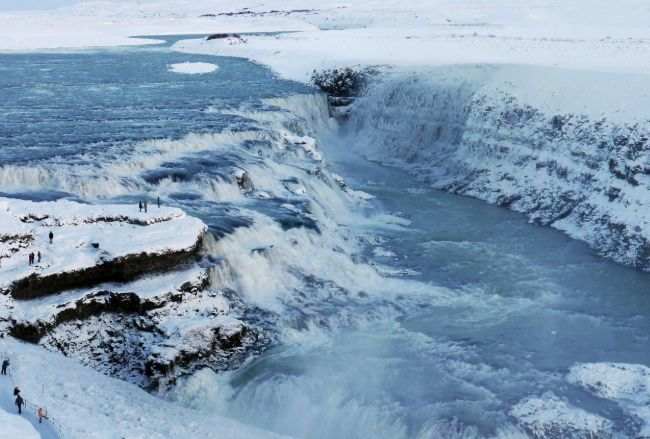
(138, 197, 161, 213)
(27, 251, 41, 266)
(3, 360, 48, 423)
(27, 231, 54, 266)
(28, 230, 54, 265)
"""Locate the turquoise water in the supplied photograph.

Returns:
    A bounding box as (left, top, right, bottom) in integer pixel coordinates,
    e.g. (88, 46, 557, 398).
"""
(3, 38, 650, 439)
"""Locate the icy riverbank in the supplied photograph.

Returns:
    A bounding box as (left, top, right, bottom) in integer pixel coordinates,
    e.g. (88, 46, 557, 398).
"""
(342, 65, 650, 270)
(166, 1, 650, 270)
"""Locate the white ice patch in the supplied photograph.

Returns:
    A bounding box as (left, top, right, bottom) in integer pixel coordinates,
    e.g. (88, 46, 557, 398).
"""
(568, 362, 650, 436)
(168, 62, 218, 75)
(511, 393, 613, 438)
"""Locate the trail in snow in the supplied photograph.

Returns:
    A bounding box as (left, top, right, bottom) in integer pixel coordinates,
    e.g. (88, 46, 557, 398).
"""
(0, 367, 60, 439)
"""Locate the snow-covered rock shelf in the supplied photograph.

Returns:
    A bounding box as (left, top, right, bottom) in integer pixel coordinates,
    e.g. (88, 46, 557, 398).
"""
(0, 197, 260, 388)
(0, 198, 207, 299)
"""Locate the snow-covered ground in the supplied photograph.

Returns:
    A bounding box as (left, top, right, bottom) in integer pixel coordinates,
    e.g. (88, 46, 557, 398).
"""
(3, 1, 650, 80)
(511, 393, 614, 438)
(0, 197, 206, 295)
(0, 406, 40, 439)
(0, 338, 290, 439)
(568, 363, 650, 437)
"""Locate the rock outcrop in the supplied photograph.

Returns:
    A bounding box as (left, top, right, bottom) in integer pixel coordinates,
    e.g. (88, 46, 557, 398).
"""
(10, 237, 203, 300)
(0, 198, 263, 389)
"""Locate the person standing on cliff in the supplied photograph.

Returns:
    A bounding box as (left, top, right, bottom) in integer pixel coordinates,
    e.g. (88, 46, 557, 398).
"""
(1, 359, 9, 375)
(139, 200, 143, 212)
(157, 196, 160, 208)
(28, 252, 34, 265)
(37, 251, 41, 264)
(49, 231, 53, 244)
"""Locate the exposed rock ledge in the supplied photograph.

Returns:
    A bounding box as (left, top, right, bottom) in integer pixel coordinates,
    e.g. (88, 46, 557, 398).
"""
(4, 264, 262, 389)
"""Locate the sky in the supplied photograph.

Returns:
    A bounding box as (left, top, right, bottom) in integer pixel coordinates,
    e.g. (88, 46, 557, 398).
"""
(0, 0, 74, 10)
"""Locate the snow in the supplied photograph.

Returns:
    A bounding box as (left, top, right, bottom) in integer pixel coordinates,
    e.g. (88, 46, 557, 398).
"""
(0, 406, 40, 439)
(169, 1, 650, 82)
(0, 4, 313, 51)
(0, 197, 207, 292)
(568, 362, 650, 436)
(511, 392, 613, 437)
(0, 338, 290, 439)
(0, 0, 649, 82)
(168, 61, 218, 74)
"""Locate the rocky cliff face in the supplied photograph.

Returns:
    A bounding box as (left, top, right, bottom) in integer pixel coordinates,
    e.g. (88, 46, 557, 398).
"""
(346, 65, 650, 270)
(0, 198, 264, 389)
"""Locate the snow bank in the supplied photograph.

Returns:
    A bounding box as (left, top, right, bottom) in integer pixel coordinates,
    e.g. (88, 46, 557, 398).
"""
(168, 61, 218, 74)
(2, 0, 650, 81)
(0, 408, 40, 439)
(0, 2, 313, 51)
(171, 0, 650, 82)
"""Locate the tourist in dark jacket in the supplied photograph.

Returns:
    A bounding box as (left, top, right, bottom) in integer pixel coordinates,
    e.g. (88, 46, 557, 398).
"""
(15, 394, 24, 414)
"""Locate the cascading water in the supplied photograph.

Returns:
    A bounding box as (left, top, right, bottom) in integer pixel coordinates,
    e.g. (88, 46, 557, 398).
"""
(169, 67, 650, 439)
(5, 39, 650, 438)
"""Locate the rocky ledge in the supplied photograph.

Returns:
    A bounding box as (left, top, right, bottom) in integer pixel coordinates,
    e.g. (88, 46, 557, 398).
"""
(0, 197, 263, 389)
(0, 197, 207, 299)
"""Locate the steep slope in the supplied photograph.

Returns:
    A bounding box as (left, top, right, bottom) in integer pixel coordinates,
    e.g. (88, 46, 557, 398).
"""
(346, 65, 650, 269)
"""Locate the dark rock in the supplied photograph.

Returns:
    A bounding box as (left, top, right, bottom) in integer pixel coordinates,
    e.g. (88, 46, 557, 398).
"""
(10, 233, 205, 300)
(311, 67, 367, 97)
(206, 33, 243, 41)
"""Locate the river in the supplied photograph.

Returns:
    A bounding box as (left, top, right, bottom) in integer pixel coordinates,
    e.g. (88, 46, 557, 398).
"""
(2, 37, 650, 438)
